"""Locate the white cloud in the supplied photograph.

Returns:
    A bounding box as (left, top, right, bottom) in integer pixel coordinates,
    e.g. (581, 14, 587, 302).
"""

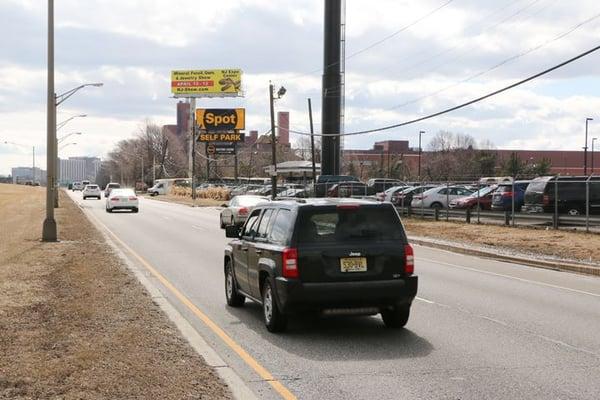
(2, 0, 600, 175)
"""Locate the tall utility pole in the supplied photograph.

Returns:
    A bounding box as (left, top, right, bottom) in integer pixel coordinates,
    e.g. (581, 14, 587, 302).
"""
(308, 98, 317, 182)
(269, 83, 278, 200)
(418, 130, 425, 180)
(321, 0, 342, 176)
(42, 0, 57, 242)
(584, 117, 593, 175)
(152, 154, 156, 183)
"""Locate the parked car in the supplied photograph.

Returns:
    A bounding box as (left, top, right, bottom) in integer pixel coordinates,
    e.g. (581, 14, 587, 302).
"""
(376, 185, 410, 202)
(223, 199, 418, 332)
(491, 181, 530, 212)
(314, 175, 360, 197)
(220, 195, 269, 228)
(72, 181, 84, 191)
(230, 184, 264, 196)
(105, 188, 139, 213)
(104, 182, 121, 198)
(449, 185, 497, 210)
(82, 184, 101, 200)
(327, 182, 369, 197)
(278, 188, 309, 198)
(254, 186, 287, 197)
(523, 176, 600, 215)
(367, 178, 405, 195)
(392, 185, 437, 207)
(411, 186, 474, 209)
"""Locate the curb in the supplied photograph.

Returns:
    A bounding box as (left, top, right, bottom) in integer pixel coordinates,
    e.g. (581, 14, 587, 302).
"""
(71, 196, 259, 400)
(409, 236, 600, 277)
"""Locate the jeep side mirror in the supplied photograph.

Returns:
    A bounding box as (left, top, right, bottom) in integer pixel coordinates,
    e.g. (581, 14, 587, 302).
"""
(221, 203, 229, 208)
(225, 225, 241, 238)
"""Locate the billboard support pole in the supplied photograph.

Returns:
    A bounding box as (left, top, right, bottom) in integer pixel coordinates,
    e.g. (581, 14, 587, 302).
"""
(205, 141, 210, 181)
(188, 98, 195, 180)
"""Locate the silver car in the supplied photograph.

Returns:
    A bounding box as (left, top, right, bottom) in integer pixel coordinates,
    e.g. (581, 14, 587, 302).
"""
(411, 186, 474, 209)
(220, 195, 269, 228)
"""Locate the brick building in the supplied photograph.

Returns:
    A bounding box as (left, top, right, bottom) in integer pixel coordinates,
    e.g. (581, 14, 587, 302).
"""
(343, 140, 596, 178)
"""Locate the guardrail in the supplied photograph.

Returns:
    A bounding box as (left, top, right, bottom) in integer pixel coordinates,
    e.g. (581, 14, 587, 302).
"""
(396, 205, 600, 232)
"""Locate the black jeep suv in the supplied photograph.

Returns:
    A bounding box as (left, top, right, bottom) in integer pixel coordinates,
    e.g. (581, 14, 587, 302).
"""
(223, 198, 418, 332)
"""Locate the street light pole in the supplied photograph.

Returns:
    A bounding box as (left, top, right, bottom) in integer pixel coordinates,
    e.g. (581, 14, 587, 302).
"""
(584, 117, 593, 175)
(42, 0, 57, 241)
(592, 137, 597, 174)
(418, 130, 425, 180)
(268, 83, 286, 200)
(269, 83, 277, 200)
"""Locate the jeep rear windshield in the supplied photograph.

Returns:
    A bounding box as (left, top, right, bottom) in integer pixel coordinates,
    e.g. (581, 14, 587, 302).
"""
(295, 205, 406, 244)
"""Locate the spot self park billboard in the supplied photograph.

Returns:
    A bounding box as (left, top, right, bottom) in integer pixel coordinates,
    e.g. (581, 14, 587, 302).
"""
(171, 69, 242, 97)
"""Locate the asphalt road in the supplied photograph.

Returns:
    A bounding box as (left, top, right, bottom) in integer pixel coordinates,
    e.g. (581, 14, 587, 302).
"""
(68, 190, 600, 400)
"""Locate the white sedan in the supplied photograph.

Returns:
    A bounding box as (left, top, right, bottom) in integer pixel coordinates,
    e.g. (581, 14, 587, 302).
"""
(105, 188, 139, 213)
(82, 184, 101, 200)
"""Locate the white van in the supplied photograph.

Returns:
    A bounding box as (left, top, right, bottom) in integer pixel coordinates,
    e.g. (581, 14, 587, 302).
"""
(148, 178, 190, 196)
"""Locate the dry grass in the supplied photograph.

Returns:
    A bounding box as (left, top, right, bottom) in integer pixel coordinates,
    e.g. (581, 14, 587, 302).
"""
(403, 217, 600, 263)
(0, 183, 231, 399)
(170, 186, 231, 201)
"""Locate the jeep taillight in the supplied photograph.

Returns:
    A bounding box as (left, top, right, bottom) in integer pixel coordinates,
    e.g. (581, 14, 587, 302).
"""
(282, 248, 299, 279)
(404, 244, 414, 275)
(238, 207, 249, 215)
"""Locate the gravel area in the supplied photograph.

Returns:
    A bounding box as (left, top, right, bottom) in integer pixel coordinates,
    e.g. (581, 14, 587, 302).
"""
(0, 184, 231, 399)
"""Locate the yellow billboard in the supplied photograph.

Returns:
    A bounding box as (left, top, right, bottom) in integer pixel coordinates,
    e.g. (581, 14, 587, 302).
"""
(171, 69, 242, 97)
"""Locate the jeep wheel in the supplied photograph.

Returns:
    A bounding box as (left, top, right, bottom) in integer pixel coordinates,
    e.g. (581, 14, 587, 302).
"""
(225, 261, 245, 307)
(262, 280, 287, 332)
(381, 304, 410, 328)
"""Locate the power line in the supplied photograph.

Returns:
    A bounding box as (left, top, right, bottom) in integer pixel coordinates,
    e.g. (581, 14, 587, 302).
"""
(286, 0, 455, 81)
(388, 11, 600, 110)
(318, 0, 544, 95)
(285, 43, 600, 137)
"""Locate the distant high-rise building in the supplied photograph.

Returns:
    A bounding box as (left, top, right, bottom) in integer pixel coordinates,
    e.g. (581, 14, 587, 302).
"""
(58, 156, 101, 183)
(277, 111, 290, 145)
(11, 167, 46, 184)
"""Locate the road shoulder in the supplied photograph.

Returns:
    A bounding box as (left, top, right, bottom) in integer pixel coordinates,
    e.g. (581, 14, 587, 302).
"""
(75, 192, 259, 400)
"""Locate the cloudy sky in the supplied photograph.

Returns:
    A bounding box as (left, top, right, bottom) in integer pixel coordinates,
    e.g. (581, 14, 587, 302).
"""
(2, 0, 600, 175)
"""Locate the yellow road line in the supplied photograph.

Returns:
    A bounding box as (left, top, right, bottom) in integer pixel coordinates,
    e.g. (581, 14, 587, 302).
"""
(87, 211, 297, 400)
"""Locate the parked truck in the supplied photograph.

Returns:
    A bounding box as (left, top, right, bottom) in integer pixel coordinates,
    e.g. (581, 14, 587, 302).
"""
(147, 178, 190, 196)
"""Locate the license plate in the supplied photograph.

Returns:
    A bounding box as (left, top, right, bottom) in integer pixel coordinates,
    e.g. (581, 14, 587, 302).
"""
(340, 257, 367, 272)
